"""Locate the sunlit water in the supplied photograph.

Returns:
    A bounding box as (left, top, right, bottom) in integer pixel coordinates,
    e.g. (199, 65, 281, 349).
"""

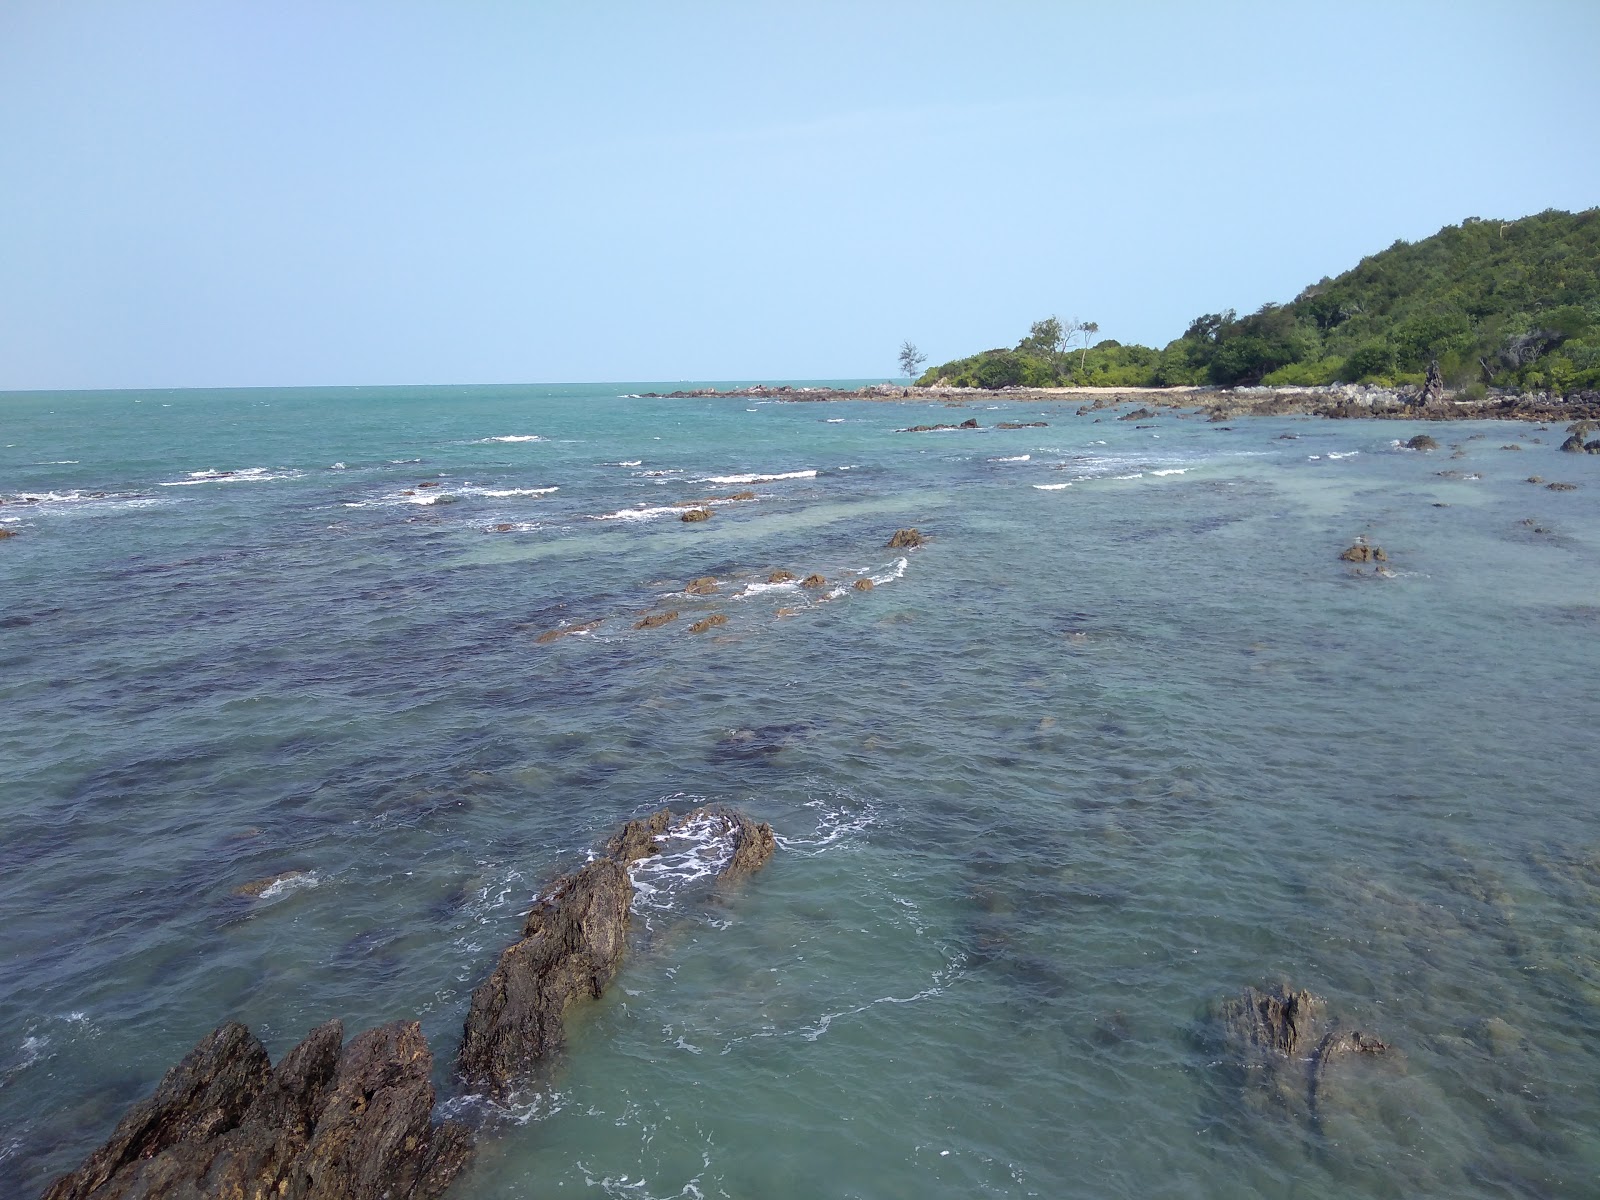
(2, 384, 1598, 1198)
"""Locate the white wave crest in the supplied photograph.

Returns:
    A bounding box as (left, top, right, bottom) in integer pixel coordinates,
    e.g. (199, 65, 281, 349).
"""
(158, 468, 301, 487)
(476, 435, 543, 443)
(1032, 482, 1072, 491)
(701, 469, 817, 485)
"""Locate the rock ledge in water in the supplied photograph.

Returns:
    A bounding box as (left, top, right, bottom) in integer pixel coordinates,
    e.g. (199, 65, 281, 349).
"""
(42, 1019, 470, 1200)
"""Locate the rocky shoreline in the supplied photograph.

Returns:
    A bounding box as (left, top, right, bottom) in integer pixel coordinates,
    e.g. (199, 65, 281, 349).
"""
(641, 381, 1600, 424)
(41, 807, 775, 1200)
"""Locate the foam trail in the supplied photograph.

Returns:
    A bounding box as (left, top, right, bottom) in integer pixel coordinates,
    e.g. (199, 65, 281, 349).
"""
(701, 469, 816, 485)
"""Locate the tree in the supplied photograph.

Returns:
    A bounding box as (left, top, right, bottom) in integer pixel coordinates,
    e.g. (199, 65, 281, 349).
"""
(897, 341, 927, 380)
(1020, 316, 1065, 356)
(1075, 320, 1099, 373)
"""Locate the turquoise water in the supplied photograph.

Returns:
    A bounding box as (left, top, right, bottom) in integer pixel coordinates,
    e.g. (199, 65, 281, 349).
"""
(3, 383, 1599, 1198)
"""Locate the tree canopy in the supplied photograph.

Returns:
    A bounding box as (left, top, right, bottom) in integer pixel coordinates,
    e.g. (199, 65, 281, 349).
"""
(916, 208, 1600, 392)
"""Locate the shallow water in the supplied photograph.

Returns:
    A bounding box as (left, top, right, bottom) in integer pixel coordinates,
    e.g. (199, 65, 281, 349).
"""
(3, 384, 1599, 1197)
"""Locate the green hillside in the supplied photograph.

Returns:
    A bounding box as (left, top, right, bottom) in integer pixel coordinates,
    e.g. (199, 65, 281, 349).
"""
(918, 208, 1600, 392)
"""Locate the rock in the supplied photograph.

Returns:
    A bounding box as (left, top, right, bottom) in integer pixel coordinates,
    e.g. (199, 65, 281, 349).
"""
(416, 481, 441, 489)
(1338, 541, 1384, 563)
(886, 528, 926, 549)
(1470, 1016, 1526, 1057)
(1276, 433, 1299, 440)
(457, 859, 634, 1099)
(633, 611, 679, 630)
(767, 569, 798, 583)
(994, 421, 1048, 430)
(491, 523, 516, 532)
(535, 620, 601, 644)
(1559, 435, 1586, 452)
(42, 1019, 470, 1200)
(602, 809, 675, 863)
(718, 810, 777, 879)
(1211, 983, 1389, 1128)
(1417, 358, 1446, 407)
(1406, 434, 1439, 451)
(0, 527, 16, 540)
(684, 576, 719, 595)
(1500, 444, 1523, 451)
(1118, 407, 1155, 421)
(775, 606, 802, 617)
(688, 613, 728, 633)
(958, 418, 979, 429)
(1527, 476, 1545, 484)
(801, 573, 827, 589)
(680, 508, 712, 523)
(853, 578, 874, 592)
(1547, 482, 1579, 491)
(233, 870, 312, 898)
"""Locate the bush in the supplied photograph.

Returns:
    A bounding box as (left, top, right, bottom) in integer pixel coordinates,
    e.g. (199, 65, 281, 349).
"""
(1343, 341, 1397, 382)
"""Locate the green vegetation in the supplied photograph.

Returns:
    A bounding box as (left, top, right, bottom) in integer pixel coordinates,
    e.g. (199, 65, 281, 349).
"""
(916, 208, 1600, 391)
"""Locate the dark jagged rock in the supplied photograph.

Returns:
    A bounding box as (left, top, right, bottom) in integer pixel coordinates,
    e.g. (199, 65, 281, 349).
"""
(958, 417, 979, 429)
(688, 613, 728, 633)
(457, 858, 634, 1100)
(886, 528, 926, 549)
(1405, 434, 1439, 451)
(1118, 407, 1156, 421)
(603, 809, 675, 864)
(1210, 984, 1389, 1131)
(42, 1019, 470, 1200)
(800, 573, 827, 589)
(1338, 541, 1385, 563)
(1417, 358, 1446, 407)
(679, 507, 712, 523)
(1547, 482, 1579, 491)
(718, 810, 777, 880)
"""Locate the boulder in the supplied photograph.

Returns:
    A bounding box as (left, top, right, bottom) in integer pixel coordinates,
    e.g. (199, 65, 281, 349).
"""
(1527, 476, 1545, 484)
(719, 810, 777, 880)
(1500, 444, 1523, 451)
(1560, 435, 1586, 452)
(491, 523, 515, 532)
(801, 573, 827, 589)
(853, 578, 875, 592)
(416, 481, 441, 489)
(680, 508, 712, 523)
(886, 528, 926, 549)
(1338, 542, 1385, 563)
(42, 1019, 470, 1200)
(457, 859, 633, 1100)
(633, 611, 679, 630)
(688, 613, 728, 633)
(1118, 408, 1155, 422)
(767, 569, 798, 583)
(958, 418, 979, 429)
(0, 527, 16, 540)
(1405, 434, 1439, 451)
(684, 576, 719, 595)
(1547, 482, 1579, 492)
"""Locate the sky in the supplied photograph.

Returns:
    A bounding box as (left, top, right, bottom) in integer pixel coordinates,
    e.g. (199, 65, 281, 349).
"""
(2, 2, 1597, 390)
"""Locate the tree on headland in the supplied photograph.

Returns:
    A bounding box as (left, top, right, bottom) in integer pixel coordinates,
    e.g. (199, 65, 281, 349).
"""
(1020, 316, 1065, 356)
(897, 341, 927, 380)
(1075, 320, 1099, 373)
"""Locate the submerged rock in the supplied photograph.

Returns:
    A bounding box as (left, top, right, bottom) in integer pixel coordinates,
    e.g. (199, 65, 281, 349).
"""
(42, 1019, 470, 1200)
(689, 612, 728, 633)
(886, 528, 926, 549)
(535, 620, 601, 644)
(232, 870, 313, 898)
(1406, 434, 1439, 451)
(995, 421, 1048, 429)
(633, 611, 679, 630)
(0, 527, 17, 540)
(684, 576, 719, 595)
(1209, 983, 1390, 1130)
(1547, 482, 1579, 492)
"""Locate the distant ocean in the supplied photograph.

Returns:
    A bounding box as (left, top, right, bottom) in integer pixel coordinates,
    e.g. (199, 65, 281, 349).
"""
(3, 382, 1599, 1198)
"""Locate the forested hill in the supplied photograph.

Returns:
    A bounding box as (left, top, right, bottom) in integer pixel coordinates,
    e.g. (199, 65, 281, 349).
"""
(916, 207, 1600, 393)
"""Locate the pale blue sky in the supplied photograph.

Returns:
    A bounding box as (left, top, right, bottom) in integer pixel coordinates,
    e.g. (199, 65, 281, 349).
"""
(2, 1, 1596, 390)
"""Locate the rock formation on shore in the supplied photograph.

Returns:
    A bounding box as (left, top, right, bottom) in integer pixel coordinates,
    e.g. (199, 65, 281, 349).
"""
(41, 1019, 470, 1200)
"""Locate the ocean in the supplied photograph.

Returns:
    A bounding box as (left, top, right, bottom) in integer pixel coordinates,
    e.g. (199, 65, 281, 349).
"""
(2, 382, 1598, 1198)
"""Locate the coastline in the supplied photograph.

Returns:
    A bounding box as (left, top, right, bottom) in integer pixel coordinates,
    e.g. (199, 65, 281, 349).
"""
(641, 381, 1600, 423)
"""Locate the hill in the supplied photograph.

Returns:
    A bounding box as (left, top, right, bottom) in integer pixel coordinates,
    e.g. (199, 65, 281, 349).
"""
(917, 208, 1600, 394)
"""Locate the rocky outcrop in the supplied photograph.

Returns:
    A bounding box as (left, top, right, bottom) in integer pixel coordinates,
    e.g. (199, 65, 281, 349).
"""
(1547, 481, 1579, 491)
(853, 578, 874, 592)
(633, 611, 679, 630)
(1338, 540, 1387, 563)
(535, 620, 601, 644)
(684, 576, 718, 595)
(886, 528, 926, 549)
(679, 508, 712, 523)
(688, 613, 728, 633)
(767, 569, 797, 583)
(1118, 407, 1156, 421)
(1416, 359, 1446, 407)
(994, 421, 1048, 430)
(801, 573, 827, 589)
(458, 807, 774, 1102)
(42, 1019, 470, 1200)
(1405, 434, 1439, 451)
(1210, 983, 1389, 1128)
(457, 859, 633, 1100)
